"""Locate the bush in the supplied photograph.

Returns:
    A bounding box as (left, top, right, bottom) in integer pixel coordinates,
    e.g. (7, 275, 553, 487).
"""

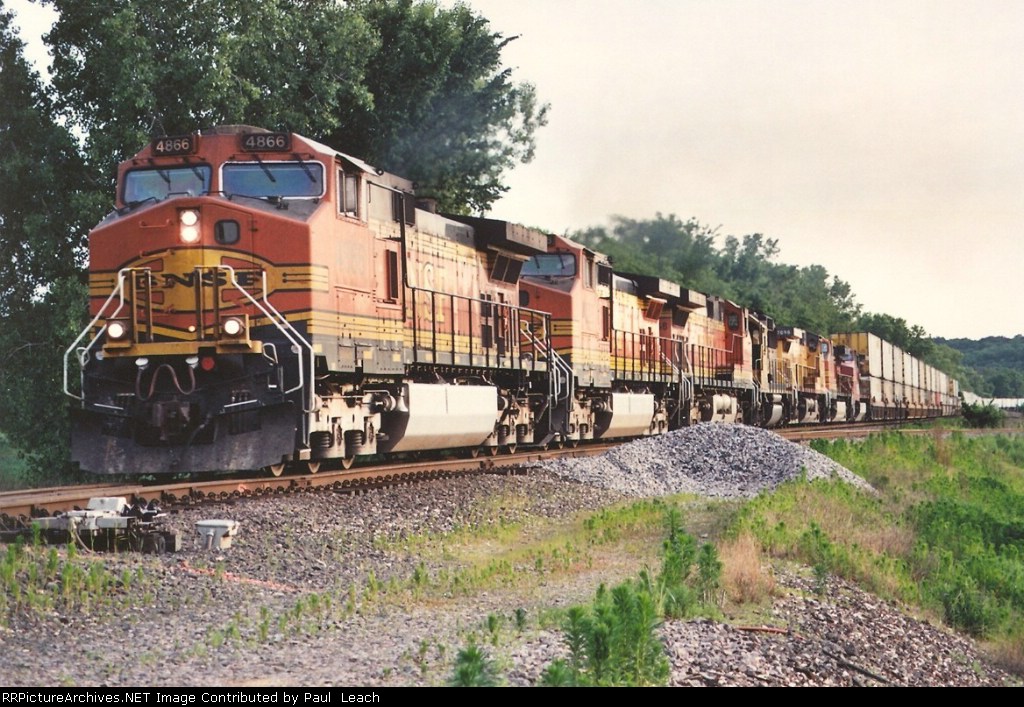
(937, 572, 1002, 636)
(962, 402, 1005, 429)
(555, 581, 669, 687)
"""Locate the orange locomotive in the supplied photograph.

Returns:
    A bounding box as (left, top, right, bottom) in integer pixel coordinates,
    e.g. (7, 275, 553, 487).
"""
(66, 126, 557, 474)
(65, 126, 959, 476)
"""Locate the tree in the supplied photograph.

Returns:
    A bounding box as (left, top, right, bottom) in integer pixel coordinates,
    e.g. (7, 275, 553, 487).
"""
(0, 6, 93, 310)
(341, 0, 548, 213)
(42, 0, 546, 213)
(572, 215, 862, 334)
(0, 7, 94, 472)
(575, 214, 727, 295)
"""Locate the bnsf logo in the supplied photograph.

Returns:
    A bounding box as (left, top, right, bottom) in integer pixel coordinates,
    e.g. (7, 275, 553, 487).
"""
(136, 269, 263, 290)
(111, 247, 315, 313)
(104, 247, 327, 314)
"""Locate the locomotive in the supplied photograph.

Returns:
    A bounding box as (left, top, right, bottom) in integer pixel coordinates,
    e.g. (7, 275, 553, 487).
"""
(64, 126, 960, 476)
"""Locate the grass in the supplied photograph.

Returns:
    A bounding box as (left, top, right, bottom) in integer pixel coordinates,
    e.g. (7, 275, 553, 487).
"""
(719, 531, 776, 605)
(0, 536, 154, 625)
(730, 430, 1024, 673)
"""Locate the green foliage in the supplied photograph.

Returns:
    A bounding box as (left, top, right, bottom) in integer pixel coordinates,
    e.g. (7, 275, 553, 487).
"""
(659, 508, 697, 618)
(756, 433, 1024, 647)
(936, 571, 1002, 637)
(800, 523, 835, 595)
(540, 508, 742, 686)
(41, 0, 546, 215)
(0, 432, 29, 490)
(0, 9, 95, 306)
(573, 215, 861, 335)
(937, 335, 1024, 396)
(446, 640, 501, 687)
(538, 659, 574, 687)
(696, 542, 723, 604)
(856, 312, 935, 360)
(1, 536, 150, 624)
(961, 402, 1006, 429)
(553, 580, 670, 687)
(513, 607, 527, 632)
(574, 214, 726, 296)
(0, 10, 103, 471)
(1, 277, 90, 475)
(348, 0, 548, 213)
(940, 335, 1024, 372)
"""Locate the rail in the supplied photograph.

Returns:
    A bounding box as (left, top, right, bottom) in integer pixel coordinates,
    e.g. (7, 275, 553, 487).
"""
(610, 329, 687, 382)
(408, 286, 552, 373)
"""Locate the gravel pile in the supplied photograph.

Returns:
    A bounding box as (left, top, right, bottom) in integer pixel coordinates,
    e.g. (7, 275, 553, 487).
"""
(541, 423, 873, 498)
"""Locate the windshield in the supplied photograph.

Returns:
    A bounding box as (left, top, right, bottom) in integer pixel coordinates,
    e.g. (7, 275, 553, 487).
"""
(222, 162, 324, 198)
(123, 166, 211, 204)
(521, 253, 577, 278)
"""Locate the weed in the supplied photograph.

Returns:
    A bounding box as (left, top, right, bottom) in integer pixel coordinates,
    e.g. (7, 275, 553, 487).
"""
(446, 640, 501, 687)
(514, 607, 527, 632)
(696, 542, 723, 606)
(486, 613, 501, 646)
(414, 639, 431, 677)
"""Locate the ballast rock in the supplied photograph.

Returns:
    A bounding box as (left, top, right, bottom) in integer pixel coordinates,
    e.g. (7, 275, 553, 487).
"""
(540, 423, 872, 499)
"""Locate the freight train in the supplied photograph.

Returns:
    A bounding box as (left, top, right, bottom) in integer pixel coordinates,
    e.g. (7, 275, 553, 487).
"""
(63, 126, 960, 476)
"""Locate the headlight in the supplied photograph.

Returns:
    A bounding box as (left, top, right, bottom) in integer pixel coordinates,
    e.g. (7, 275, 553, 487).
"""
(222, 317, 245, 338)
(106, 320, 129, 340)
(179, 209, 201, 243)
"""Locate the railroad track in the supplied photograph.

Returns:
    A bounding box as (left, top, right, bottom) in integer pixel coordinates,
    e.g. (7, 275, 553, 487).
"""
(3, 423, 1019, 526)
(0, 443, 618, 524)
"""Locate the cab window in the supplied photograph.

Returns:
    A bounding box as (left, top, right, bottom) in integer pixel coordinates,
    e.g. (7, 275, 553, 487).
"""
(222, 161, 324, 198)
(123, 165, 211, 204)
(521, 253, 576, 278)
(337, 169, 360, 217)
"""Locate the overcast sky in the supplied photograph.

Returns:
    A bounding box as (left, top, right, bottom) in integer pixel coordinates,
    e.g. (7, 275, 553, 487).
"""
(8, 0, 1023, 339)
(461, 0, 1024, 340)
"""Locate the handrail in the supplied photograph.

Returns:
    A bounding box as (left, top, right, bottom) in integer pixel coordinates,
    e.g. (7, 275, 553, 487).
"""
(520, 323, 573, 403)
(221, 265, 315, 414)
(407, 284, 553, 373)
(63, 268, 133, 401)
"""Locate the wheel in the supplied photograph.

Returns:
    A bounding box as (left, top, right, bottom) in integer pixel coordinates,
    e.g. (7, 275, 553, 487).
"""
(554, 438, 566, 450)
(307, 461, 320, 475)
(505, 443, 517, 455)
(569, 439, 580, 448)
(341, 456, 355, 470)
(268, 463, 285, 477)
(487, 446, 499, 457)
(468, 447, 481, 458)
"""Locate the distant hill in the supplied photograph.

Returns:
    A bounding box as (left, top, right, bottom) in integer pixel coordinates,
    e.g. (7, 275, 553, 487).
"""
(937, 336, 1024, 396)
(937, 336, 1024, 371)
